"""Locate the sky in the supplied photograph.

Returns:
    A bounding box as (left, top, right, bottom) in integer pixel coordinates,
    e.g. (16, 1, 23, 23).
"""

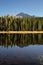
(0, 0, 43, 17)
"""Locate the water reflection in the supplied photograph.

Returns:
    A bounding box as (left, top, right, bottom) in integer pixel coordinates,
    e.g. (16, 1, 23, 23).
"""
(0, 45, 43, 65)
(0, 34, 43, 48)
(0, 34, 43, 65)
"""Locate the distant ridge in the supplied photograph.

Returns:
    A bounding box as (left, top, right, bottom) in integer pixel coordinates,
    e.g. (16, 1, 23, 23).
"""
(16, 12, 34, 18)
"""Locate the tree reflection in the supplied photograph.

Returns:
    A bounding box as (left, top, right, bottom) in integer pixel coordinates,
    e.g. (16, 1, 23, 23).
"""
(0, 34, 43, 48)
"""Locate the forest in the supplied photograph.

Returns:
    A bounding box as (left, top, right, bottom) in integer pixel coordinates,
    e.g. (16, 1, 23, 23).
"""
(0, 15, 43, 31)
(0, 16, 43, 47)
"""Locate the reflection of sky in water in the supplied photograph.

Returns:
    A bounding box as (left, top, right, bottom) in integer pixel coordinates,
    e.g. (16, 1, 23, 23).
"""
(0, 45, 43, 64)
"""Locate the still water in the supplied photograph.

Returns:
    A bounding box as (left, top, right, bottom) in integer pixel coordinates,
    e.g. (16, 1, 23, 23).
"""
(0, 34, 43, 65)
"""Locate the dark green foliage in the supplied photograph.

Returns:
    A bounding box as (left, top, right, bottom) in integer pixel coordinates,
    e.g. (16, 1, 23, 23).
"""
(0, 16, 43, 31)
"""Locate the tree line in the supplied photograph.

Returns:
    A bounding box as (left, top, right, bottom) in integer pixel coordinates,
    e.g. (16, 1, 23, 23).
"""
(0, 15, 43, 31)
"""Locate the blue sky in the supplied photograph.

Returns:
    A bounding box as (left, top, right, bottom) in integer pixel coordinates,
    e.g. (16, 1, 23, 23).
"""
(0, 0, 43, 16)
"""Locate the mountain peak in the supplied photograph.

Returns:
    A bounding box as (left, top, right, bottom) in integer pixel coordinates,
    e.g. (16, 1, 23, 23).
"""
(16, 12, 32, 18)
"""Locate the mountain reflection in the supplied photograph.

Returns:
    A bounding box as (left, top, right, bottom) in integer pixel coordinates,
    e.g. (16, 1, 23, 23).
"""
(0, 34, 43, 48)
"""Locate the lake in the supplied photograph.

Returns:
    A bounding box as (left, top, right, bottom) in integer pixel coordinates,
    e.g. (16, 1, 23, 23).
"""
(0, 34, 43, 65)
